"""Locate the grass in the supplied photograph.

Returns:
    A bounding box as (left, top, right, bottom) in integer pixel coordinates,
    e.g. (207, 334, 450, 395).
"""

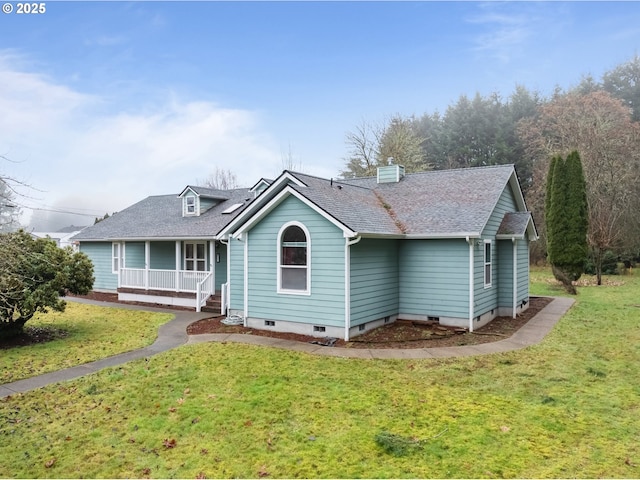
(1, 269, 639, 478)
(0, 302, 173, 384)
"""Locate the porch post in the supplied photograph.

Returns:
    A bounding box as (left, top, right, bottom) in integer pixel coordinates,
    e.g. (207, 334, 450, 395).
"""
(145, 241, 150, 289)
(209, 240, 215, 295)
(175, 241, 181, 292)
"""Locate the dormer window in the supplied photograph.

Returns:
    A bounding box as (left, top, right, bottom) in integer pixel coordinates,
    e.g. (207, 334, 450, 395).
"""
(185, 195, 197, 215)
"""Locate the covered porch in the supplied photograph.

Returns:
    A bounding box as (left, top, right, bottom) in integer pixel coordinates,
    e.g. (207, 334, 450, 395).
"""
(114, 239, 227, 312)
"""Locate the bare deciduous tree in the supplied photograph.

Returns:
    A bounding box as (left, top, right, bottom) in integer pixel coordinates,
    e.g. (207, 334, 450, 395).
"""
(518, 90, 640, 282)
(281, 143, 307, 173)
(341, 116, 427, 178)
(0, 155, 28, 232)
(197, 167, 240, 190)
(340, 120, 382, 178)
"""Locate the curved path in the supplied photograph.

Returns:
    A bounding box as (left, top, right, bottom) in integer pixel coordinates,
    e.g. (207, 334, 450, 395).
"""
(0, 296, 574, 398)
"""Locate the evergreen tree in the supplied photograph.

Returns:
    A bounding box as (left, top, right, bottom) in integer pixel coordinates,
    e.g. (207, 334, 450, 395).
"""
(546, 151, 589, 294)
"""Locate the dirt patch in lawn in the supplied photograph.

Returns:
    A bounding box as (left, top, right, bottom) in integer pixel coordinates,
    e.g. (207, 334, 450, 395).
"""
(187, 296, 552, 349)
(0, 325, 69, 350)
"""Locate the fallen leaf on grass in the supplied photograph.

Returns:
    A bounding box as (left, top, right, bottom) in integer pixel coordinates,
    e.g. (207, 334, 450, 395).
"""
(196, 472, 207, 479)
(45, 458, 56, 468)
(168, 406, 177, 412)
(258, 465, 270, 477)
(163, 438, 177, 449)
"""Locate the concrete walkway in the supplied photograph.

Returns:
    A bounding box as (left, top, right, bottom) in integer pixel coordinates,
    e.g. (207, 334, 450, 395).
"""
(0, 296, 574, 398)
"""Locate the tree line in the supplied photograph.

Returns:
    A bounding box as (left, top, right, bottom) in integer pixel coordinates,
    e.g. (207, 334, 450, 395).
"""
(341, 55, 640, 274)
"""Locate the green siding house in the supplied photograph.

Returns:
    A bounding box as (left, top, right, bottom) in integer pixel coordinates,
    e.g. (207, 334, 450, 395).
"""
(73, 164, 537, 340)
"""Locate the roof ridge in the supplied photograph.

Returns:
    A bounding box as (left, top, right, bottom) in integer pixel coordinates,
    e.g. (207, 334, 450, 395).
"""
(338, 164, 515, 182)
(289, 171, 375, 192)
(404, 164, 514, 177)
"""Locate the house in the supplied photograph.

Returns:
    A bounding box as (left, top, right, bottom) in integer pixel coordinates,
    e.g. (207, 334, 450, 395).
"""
(73, 164, 537, 340)
(72, 185, 258, 311)
(30, 228, 85, 251)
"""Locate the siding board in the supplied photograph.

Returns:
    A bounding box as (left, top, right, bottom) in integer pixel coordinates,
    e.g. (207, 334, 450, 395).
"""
(350, 239, 399, 325)
(399, 239, 469, 318)
(229, 237, 245, 311)
(245, 195, 345, 327)
(80, 242, 117, 291)
(125, 242, 145, 269)
(475, 184, 518, 316)
(149, 241, 176, 270)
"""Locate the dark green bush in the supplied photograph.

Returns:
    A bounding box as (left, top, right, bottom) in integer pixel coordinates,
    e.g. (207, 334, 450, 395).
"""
(585, 251, 620, 275)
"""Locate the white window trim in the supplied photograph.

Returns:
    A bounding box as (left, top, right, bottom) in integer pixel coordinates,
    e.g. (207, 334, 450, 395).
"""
(112, 242, 122, 274)
(277, 221, 311, 295)
(484, 239, 492, 288)
(184, 241, 207, 271)
(184, 195, 198, 216)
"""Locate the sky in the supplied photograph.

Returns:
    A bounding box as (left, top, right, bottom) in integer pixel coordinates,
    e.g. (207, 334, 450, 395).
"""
(1, 1, 639, 231)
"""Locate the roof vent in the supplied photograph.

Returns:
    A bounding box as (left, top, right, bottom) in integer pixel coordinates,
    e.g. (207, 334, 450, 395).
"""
(377, 165, 405, 184)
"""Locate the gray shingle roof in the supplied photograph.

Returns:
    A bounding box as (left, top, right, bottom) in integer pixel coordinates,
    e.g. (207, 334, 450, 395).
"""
(288, 173, 402, 235)
(74, 164, 525, 242)
(290, 165, 517, 237)
(73, 188, 253, 240)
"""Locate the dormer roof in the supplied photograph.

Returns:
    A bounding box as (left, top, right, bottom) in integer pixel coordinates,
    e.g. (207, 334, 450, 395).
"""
(177, 185, 231, 200)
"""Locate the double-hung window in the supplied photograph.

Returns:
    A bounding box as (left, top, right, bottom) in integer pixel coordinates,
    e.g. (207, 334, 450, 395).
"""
(278, 223, 309, 293)
(185, 242, 206, 271)
(185, 195, 196, 215)
(484, 240, 492, 288)
(112, 242, 122, 274)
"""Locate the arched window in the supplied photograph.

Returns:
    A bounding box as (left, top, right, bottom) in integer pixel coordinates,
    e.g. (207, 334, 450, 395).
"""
(278, 223, 309, 293)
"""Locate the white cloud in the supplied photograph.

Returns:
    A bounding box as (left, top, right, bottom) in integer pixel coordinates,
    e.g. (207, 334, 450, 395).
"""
(467, 8, 532, 63)
(0, 52, 282, 230)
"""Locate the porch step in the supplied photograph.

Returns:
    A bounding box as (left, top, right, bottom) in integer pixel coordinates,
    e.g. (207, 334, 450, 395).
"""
(201, 296, 222, 314)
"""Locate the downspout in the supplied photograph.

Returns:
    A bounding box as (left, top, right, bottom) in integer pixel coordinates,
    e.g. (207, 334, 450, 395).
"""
(209, 240, 215, 296)
(467, 236, 475, 333)
(512, 238, 517, 319)
(344, 235, 362, 341)
(220, 237, 229, 315)
(243, 233, 249, 327)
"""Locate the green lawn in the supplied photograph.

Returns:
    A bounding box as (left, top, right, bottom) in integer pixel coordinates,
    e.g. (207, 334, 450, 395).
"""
(0, 302, 173, 384)
(1, 269, 639, 478)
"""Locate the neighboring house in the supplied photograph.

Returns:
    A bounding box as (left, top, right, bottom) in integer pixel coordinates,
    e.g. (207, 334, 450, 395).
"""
(73, 164, 537, 340)
(30, 229, 85, 251)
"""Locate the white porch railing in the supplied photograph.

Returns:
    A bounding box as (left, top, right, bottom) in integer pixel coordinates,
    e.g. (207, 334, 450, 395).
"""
(120, 268, 214, 294)
(196, 272, 214, 313)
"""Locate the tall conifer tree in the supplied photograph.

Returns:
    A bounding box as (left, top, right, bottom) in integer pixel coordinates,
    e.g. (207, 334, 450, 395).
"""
(545, 151, 589, 294)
